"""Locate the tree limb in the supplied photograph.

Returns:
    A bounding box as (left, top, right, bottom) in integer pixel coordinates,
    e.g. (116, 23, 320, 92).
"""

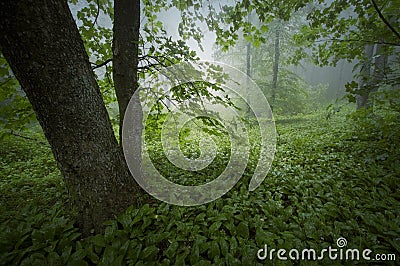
(9, 130, 49, 146)
(92, 0, 100, 28)
(315, 38, 400, 47)
(91, 58, 112, 69)
(370, 0, 400, 40)
(0, 77, 14, 87)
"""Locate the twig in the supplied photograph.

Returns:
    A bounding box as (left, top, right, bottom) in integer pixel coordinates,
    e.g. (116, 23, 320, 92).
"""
(91, 58, 112, 69)
(92, 0, 100, 28)
(9, 130, 49, 146)
(0, 77, 14, 87)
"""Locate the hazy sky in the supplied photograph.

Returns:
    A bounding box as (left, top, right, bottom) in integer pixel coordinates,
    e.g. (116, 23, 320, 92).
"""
(157, 8, 216, 61)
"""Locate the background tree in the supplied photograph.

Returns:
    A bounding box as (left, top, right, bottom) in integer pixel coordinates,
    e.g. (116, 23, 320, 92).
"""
(214, 9, 326, 115)
(295, 0, 400, 109)
(183, 0, 399, 110)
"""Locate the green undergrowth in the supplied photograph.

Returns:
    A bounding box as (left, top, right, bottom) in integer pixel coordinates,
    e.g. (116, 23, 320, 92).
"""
(0, 108, 399, 265)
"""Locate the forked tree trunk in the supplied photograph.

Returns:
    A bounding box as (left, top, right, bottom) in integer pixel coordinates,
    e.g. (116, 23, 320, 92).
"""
(0, 0, 142, 236)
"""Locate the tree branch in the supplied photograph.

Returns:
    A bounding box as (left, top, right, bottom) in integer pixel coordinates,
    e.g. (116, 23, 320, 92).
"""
(370, 0, 400, 40)
(91, 58, 112, 69)
(9, 130, 49, 146)
(315, 38, 400, 47)
(92, 0, 100, 28)
(0, 77, 14, 87)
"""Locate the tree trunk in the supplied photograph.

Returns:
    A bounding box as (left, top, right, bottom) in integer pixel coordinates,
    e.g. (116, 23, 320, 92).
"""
(356, 43, 388, 109)
(271, 27, 280, 108)
(113, 0, 144, 186)
(113, 0, 141, 143)
(245, 12, 252, 116)
(372, 43, 387, 86)
(356, 45, 374, 109)
(0, 0, 141, 236)
(246, 38, 251, 78)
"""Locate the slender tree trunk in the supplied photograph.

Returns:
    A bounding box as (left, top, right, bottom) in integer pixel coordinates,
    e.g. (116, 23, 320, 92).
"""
(357, 45, 374, 109)
(0, 0, 141, 236)
(245, 12, 252, 115)
(113, 0, 141, 143)
(372, 44, 387, 85)
(246, 39, 251, 78)
(271, 27, 280, 108)
(369, 43, 388, 108)
(356, 42, 387, 109)
(113, 0, 144, 185)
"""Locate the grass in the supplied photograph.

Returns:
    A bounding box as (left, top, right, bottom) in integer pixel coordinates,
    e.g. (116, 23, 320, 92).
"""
(0, 108, 399, 265)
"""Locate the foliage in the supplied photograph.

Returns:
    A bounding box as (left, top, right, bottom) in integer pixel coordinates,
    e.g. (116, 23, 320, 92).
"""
(0, 204, 81, 266)
(214, 28, 329, 115)
(294, 0, 400, 66)
(295, 0, 400, 107)
(1, 0, 399, 264)
(0, 55, 36, 132)
(1, 110, 399, 265)
(0, 131, 65, 222)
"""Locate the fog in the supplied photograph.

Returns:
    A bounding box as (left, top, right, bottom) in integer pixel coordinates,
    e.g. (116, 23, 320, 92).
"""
(68, 0, 361, 107)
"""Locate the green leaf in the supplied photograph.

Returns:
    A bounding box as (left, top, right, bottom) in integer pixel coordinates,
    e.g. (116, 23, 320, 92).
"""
(70, 249, 87, 262)
(165, 241, 179, 259)
(90, 235, 106, 247)
(209, 221, 222, 235)
(236, 222, 249, 238)
(140, 245, 159, 260)
(208, 240, 220, 260)
(218, 238, 229, 256)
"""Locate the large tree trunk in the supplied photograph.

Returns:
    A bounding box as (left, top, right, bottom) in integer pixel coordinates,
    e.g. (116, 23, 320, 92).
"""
(113, 0, 141, 143)
(0, 0, 141, 236)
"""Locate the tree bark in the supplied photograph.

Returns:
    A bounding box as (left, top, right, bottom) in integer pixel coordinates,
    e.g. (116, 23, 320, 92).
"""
(0, 0, 141, 236)
(245, 12, 252, 116)
(372, 43, 387, 84)
(113, 0, 144, 187)
(356, 42, 388, 109)
(271, 27, 280, 108)
(356, 45, 374, 109)
(113, 0, 141, 143)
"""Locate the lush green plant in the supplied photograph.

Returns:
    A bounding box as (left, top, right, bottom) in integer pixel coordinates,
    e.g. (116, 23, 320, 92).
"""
(0, 204, 81, 266)
(1, 110, 399, 265)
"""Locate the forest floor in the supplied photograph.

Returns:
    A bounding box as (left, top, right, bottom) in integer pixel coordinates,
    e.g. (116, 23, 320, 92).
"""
(1, 108, 399, 265)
